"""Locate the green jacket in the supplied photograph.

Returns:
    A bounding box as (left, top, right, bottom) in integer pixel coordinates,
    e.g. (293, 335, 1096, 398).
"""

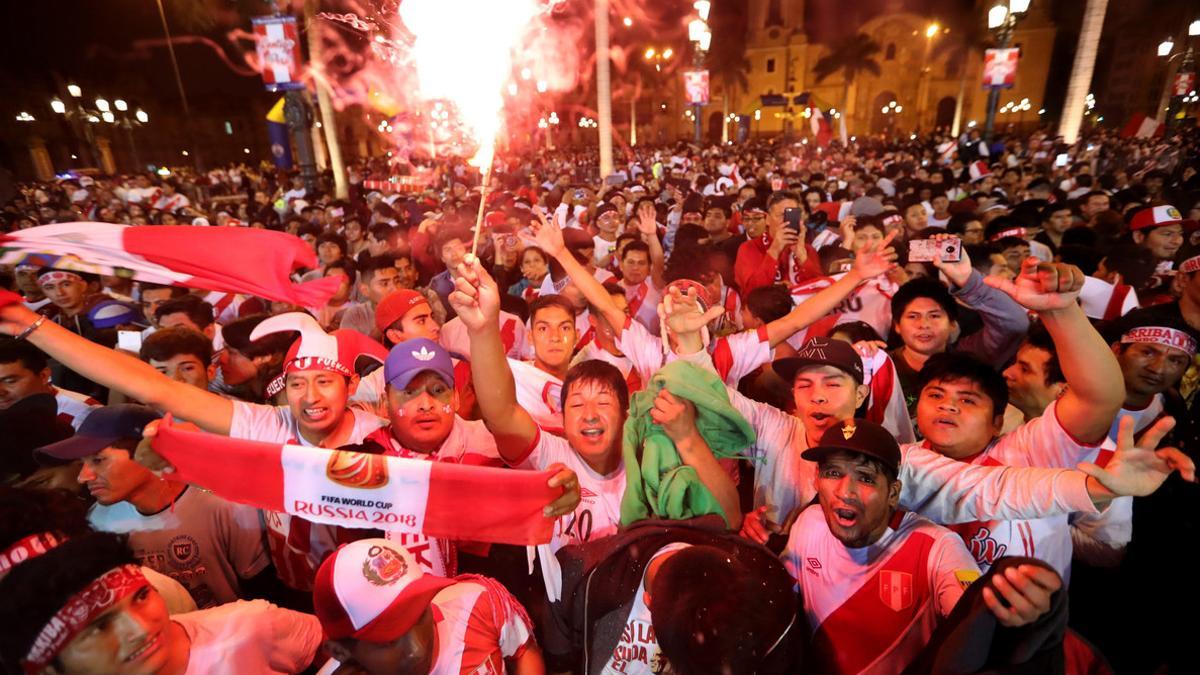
(619, 360, 757, 527)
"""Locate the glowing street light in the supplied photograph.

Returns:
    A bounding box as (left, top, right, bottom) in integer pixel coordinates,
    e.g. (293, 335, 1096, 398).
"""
(988, 5, 1008, 30)
(95, 98, 110, 112)
(101, 111, 115, 123)
(15, 112, 35, 122)
(536, 79, 548, 93)
(623, 17, 632, 28)
(50, 98, 66, 114)
(135, 109, 149, 123)
(693, 0, 710, 21)
(1158, 38, 1175, 57)
(114, 99, 128, 112)
(925, 22, 940, 39)
(67, 83, 82, 98)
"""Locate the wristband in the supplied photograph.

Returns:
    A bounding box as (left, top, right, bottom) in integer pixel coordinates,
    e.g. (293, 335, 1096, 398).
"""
(15, 316, 45, 341)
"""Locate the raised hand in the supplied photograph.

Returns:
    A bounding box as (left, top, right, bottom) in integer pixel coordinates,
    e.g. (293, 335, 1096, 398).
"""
(660, 286, 723, 337)
(982, 563, 1062, 627)
(852, 229, 899, 280)
(636, 200, 658, 236)
(448, 257, 501, 332)
(928, 232, 973, 288)
(739, 505, 773, 544)
(531, 206, 566, 258)
(1079, 415, 1196, 498)
(0, 301, 41, 338)
(984, 257, 1086, 312)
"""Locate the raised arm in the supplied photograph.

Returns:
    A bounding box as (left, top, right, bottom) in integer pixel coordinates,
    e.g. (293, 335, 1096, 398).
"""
(636, 201, 667, 290)
(531, 209, 626, 332)
(449, 257, 539, 462)
(930, 234, 1029, 362)
(652, 388, 742, 528)
(0, 302, 234, 434)
(985, 258, 1124, 443)
(764, 230, 898, 347)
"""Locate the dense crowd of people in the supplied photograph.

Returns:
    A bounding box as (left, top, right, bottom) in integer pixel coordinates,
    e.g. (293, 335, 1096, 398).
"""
(0, 123, 1198, 675)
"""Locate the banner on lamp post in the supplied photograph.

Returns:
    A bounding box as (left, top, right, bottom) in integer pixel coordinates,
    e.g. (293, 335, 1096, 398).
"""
(684, 70, 710, 105)
(253, 15, 305, 92)
(1172, 72, 1196, 97)
(982, 48, 1020, 89)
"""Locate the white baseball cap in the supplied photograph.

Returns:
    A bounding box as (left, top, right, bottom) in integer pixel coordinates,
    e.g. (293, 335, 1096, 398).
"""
(313, 539, 453, 642)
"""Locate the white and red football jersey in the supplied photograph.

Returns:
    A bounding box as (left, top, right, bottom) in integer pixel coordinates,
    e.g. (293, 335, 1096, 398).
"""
(786, 275, 897, 350)
(925, 400, 1109, 580)
(427, 580, 535, 675)
(508, 359, 565, 436)
(709, 325, 773, 386)
(622, 279, 662, 337)
(511, 429, 625, 551)
(573, 317, 664, 395)
(363, 420, 503, 577)
(784, 508, 979, 674)
(712, 283, 743, 335)
(862, 351, 915, 444)
(152, 192, 191, 213)
(52, 386, 100, 430)
(200, 291, 250, 325)
(229, 402, 385, 590)
(442, 311, 526, 359)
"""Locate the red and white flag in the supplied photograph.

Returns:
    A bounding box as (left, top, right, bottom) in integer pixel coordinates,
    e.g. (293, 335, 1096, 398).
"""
(151, 417, 558, 546)
(0, 222, 343, 307)
(809, 106, 833, 147)
(982, 48, 1020, 89)
(1118, 113, 1163, 140)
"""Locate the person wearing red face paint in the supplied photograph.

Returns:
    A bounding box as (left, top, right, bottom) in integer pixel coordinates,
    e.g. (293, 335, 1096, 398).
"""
(0, 531, 323, 675)
(313, 539, 542, 675)
(0, 301, 388, 593)
(783, 419, 1071, 674)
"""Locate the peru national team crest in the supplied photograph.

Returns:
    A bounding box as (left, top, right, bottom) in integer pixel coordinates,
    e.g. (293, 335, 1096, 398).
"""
(361, 544, 408, 586)
(879, 570, 913, 612)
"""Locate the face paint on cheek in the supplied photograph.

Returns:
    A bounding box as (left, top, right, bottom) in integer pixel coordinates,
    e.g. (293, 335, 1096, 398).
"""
(442, 405, 452, 413)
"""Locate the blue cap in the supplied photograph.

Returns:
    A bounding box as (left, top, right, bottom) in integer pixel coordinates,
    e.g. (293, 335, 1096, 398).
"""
(36, 404, 161, 461)
(384, 338, 455, 390)
(87, 299, 143, 329)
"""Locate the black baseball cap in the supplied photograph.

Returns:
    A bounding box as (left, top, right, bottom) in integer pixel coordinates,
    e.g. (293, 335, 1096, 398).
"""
(36, 405, 161, 462)
(802, 418, 901, 475)
(773, 337, 864, 384)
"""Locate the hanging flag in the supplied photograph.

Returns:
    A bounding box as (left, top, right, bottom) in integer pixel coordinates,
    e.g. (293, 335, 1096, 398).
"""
(1118, 113, 1162, 139)
(151, 417, 558, 545)
(252, 15, 305, 92)
(809, 106, 833, 146)
(265, 96, 293, 169)
(0, 223, 343, 307)
(982, 48, 1020, 89)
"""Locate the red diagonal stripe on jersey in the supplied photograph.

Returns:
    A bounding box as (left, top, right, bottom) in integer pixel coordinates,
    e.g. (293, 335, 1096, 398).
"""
(809, 531, 935, 674)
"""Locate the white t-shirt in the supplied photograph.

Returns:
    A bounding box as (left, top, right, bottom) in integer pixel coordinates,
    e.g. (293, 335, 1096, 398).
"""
(514, 428, 625, 550)
(622, 279, 662, 337)
(783, 508, 979, 675)
(176, 599, 323, 675)
(602, 543, 692, 674)
(787, 275, 898, 349)
(89, 486, 269, 608)
(709, 325, 773, 386)
(442, 311, 527, 359)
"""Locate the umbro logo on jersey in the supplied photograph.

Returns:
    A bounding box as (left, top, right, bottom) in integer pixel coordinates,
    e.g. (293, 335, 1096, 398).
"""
(579, 487, 598, 501)
(807, 558, 822, 570)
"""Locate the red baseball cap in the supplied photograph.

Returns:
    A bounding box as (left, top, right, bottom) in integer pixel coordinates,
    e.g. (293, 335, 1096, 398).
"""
(374, 290, 429, 334)
(313, 539, 454, 642)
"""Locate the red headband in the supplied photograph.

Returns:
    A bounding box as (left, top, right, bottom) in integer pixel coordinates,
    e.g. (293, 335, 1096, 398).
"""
(0, 532, 63, 580)
(37, 270, 83, 285)
(23, 565, 149, 673)
(1120, 326, 1198, 356)
(990, 227, 1026, 242)
(1181, 255, 1200, 274)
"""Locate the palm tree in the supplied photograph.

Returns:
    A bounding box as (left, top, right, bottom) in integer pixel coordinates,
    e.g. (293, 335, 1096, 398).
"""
(1058, 0, 1108, 143)
(812, 33, 883, 126)
(932, 13, 996, 135)
(706, 0, 751, 142)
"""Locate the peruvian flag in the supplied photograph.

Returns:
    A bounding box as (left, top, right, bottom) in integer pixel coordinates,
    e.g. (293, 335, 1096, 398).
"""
(151, 417, 558, 545)
(0, 222, 343, 307)
(809, 106, 833, 147)
(1119, 113, 1163, 139)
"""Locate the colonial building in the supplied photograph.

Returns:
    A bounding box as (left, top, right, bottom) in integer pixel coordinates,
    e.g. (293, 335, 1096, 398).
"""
(708, 0, 1057, 139)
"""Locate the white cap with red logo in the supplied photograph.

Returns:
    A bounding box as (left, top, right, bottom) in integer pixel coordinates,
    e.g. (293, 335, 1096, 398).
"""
(313, 539, 454, 642)
(968, 161, 992, 183)
(250, 312, 388, 396)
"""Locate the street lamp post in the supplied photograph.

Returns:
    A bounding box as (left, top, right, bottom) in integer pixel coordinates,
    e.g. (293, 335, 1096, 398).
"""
(983, 0, 1031, 141)
(1156, 20, 1200, 127)
(688, 1, 711, 144)
(51, 84, 106, 170)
